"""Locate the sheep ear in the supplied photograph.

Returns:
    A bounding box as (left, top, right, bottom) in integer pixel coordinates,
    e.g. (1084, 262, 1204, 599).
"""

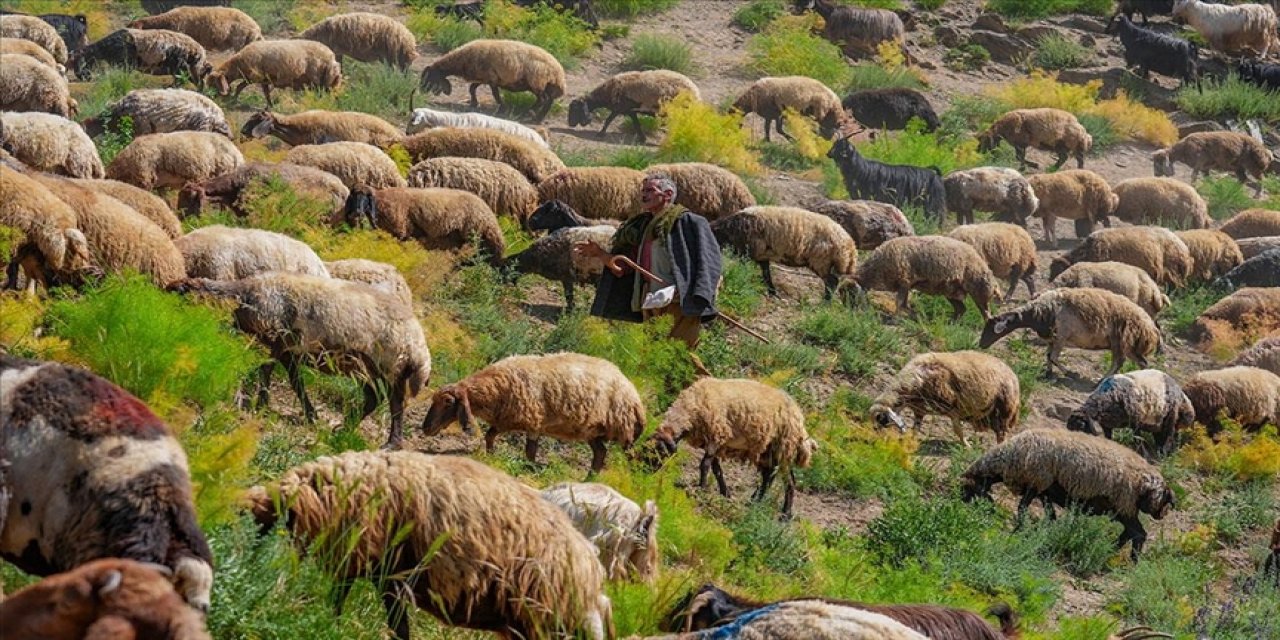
(458, 388, 475, 433)
(98, 570, 123, 596)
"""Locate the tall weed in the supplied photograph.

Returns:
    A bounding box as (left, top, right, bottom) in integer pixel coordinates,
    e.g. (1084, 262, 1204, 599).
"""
(658, 92, 762, 176)
(748, 15, 852, 90)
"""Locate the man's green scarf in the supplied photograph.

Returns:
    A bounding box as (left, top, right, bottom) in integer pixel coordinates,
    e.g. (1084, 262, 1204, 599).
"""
(609, 205, 683, 254)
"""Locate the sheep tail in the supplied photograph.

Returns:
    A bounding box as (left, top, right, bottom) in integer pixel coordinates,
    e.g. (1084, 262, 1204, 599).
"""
(985, 602, 1019, 638)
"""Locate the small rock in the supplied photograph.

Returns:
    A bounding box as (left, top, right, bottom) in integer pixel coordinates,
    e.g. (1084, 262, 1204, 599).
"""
(916, 58, 938, 71)
(1079, 34, 1097, 47)
(973, 13, 1008, 33)
(1178, 121, 1225, 137)
(1018, 25, 1061, 43)
(1114, 159, 1129, 168)
(1046, 403, 1076, 421)
(1058, 15, 1108, 33)
(969, 30, 1032, 64)
(933, 25, 962, 48)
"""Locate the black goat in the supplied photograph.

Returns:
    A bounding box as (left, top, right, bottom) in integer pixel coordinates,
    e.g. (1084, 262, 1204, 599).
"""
(1105, 14, 1199, 87)
(842, 87, 939, 132)
(1238, 60, 1280, 91)
(0, 10, 88, 52)
(828, 136, 946, 224)
(1115, 0, 1175, 23)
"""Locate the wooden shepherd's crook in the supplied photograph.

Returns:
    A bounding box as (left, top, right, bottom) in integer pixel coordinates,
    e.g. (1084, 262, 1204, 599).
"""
(613, 255, 772, 344)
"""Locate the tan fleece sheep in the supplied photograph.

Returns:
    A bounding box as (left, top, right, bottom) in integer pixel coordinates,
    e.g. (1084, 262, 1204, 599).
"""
(400, 126, 565, 183)
(1190, 287, 1280, 355)
(567, 69, 700, 141)
(0, 37, 62, 72)
(419, 39, 566, 122)
(810, 199, 914, 249)
(0, 53, 75, 116)
(1026, 169, 1117, 245)
(240, 109, 403, 148)
(947, 222, 1038, 298)
(0, 163, 93, 290)
(406, 156, 538, 220)
(732, 76, 847, 142)
(207, 40, 341, 107)
(105, 131, 243, 190)
(1050, 261, 1169, 318)
(712, 205, 858, 299)
(1067, 369, 1195, 457)
(324, 258, 412, 306)
(850, 235, 1002, 320)
(342, 185, 504, 265)
(177, 161, 350, 220)
(653, 377, 815, 516)
(421, 352, 646, 473)
(1220, 208, 1280, 239)
(645, 162, 757, 221)
(870, 351, 1021, 446)
(82, 88, 231, 138)
(978, 108, 1092, 171)
(175, 225, 330, 281)
(0, 14, 67, 63)
(127, 6, 261, 51)
(943, 166, 1040, 226)
(1237, 236, 1280, 259)
(1176, 229, 1244, 282)
(1230, 335, 1280, 376)
(1183, 365, 1280, 432)
(284, 141, 407, 189)
(1153, 131, 1272, 196)
(1049, 226, 1193, 288)
(299, 12, 418, 70)
(1172, 0, 1280, 56)
(537, 166, 646, 221)
(1113, 177, 1212, 229)
(76, 178, 182, 239)
(541, 482, 659, 583)
(0, 111, 102, 178)
(245, 451, 612, 640)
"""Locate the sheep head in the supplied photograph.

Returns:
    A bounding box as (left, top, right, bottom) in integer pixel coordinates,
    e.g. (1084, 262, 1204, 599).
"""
(826, 136, 859, 163)
(869, 402, 907, 433)
(1065, 411, 1105, 437)
(960, 472, 996, 503)
(419, 68, 452, 96)
(241, 111, 277, 140)
(567, 98, 592, 127)
(421, 384, 475, 436)
(528, 199, 588, 232)
(1048, 255, 1073, 280)
(1151, 149, 1174, 177)
(977, 128, 1001, 154)
(661, 584, 749, 632)
(343, 185, 379, 229)
(173, 556, 213, 615)
(176, 183, 206, 218)
(979, 311, 1023, 348)
(211, 72, 231, 97)
(1137, 477, 1175, 520)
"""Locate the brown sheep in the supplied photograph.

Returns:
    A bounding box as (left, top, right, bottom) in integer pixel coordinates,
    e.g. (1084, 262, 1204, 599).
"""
(1027, 169, 1117, 245)
(1220, 208, 1280, 239)
(343, 185, 505, 266)
(1176, 229, 1244, 282)
(1190, 287, 1280, 356)
(299, 12, 418, 70)
(1049, 226, 1193, 288)
(947, 222, 1038, 298)
(979, 108, 1093, 171)
(1153, 131, 1273, 196)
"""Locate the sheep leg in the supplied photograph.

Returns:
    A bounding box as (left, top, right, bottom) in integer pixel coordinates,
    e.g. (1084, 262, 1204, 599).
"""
(1189, 166, 1201, 181)
(598, 110, 620, 136)
(628, 112, 646, 143)
(588, 436, 608, 474)
(894, 287, 912, 316)
(260, 84, 276, 109)
(232, 80, 250, 100)
(781, 469, 797, 518)
(3, 257, 20, 290)
(484, 426, 499, 453)
(755, 464, 776, 501)
(252, 362, 275, 411)
(381, 586, 411, 640)
(822, 274, 839, 301)
(562, 279, 576, 310)
(774, 117, 793, 142)
(758, 261, 777, 296)
(384, 377, 407, 450)
(1042, 214, 1057, 245)
(1014, 490, 1037, 528)
(1117, 515, 1147, 560)
(951, 419, 971, 448)
(1107, 338, 1126, 377)
(489, 84, 503, 108)
(711, 457, 730, 497)
(947, 297, 967, 321)
(698, 451, 713, 488)
(1006, 265, 1024, 299)
(1052, 147, 1069, 171)
(762, 118, 773, 143)
(525, 436, 541, 465)
(359, 382, 380, 422)
(468, 83, 482, 107)
(1043, 341, 1063, 378)
(282, 354, 317, 423)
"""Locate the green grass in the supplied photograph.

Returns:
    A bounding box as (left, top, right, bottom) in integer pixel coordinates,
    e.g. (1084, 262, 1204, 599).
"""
(846, 61, 928, 91)
(593, 0, 680, 17)
(985, 0, 1111, 19)
(407, 1, 599, 66)
(944, 44, 991, 71)
(620, 34, 696, 74)
(1176, 74, 1280, 123)
(748, 18, 852, 90)
(732, 0, 787, 32)
(1033, 34, 1093, 70)
(796, 304, 907, 379)
(1198, 175, 1258, 220)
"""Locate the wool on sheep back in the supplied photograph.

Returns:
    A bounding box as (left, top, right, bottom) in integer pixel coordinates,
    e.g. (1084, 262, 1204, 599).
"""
(711, 205, 857, 299)
(1220, 208, 1280, 239)
(299, 12, 418, 70)
(645, 162, 756, 221)
(407, 156, 539, 220)
(870, 350, 1021, 446)
(1190, 287, 1280, 355)
(851, 235, 1001, 321)
(0, 111, 103, 178)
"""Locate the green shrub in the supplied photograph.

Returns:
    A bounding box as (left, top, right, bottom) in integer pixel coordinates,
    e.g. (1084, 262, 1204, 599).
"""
(798, 417, 923, 500)
(1176, 74, 1280, 123)
(939, 94, 1010, 140)
(796, 304, 906, 379)
(593, 0, 679, 17)
(748, 16, 852, 90)
(986, 0, 1111, 19)
(1198, 175, 1257, 220)
(74, 68, 157, 120)
(620, 34, 695, 74)
(858, 120, 984, 175)
(1112, 549, 1217, 633)
(866, 495, 996, 567)
(916, 0, 947, 8)
(658, 92, 762, 176)
(1033, 34, 1093, 70)
(94, 115, 134, 166)
(846, 61, 927, 92)
(729, 504, 810, 576)
(1164, 286, 1222, 336)
(944, 44, 991, 71)
(230, 0, 296, 35)
(1196, 479, 1275, 544)
(1019, 508, 1121, 577)
(732, 0, 786, 31)
(407, 1, 598, 65)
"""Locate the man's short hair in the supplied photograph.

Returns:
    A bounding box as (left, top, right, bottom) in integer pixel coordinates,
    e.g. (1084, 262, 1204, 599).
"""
(643, 173, 678, 201)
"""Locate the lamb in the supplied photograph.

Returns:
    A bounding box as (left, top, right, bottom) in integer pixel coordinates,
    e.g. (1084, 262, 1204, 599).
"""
(651, 377, 816, 517)
(644, 163, 756, 221)
(168, 273, 431, 448)
(946, 222, 1038, 298)
(1118, 0, 1175, 22)
(793, 0, 906, 58)
(870, 351, 1021, 446)
(1050, 261, 1169, 318)
(0, 163, 93, 291)
(1190, 287, 1280, 354)
(405, 105, 550, 148)
(177, 161, 350, 219)
(842, 87, 939, 132)
(962, 427, 1175, 559)
(106, 130, 243, 190)
(1216, 248, 1280, 288)
(505, 200, 617, 309)
(77, 178, 182, 239)
(540, 482, 659, 582)
(1048, 226, 1193, 288)
(978, 108, 1093, 171)
(81, 88, 231, 138)
(299, 12, 418, 70)
(241, 109, 403, 147)
(343, 185, 505, 265)
(1152, 132, 1272, 196)
(1238, 59, 1280, 90)
(400, 126, 565, 183)
(419, 38, 566, 122)
(810, 199, 914, 249)
(324, 258, 412, 306)
(406, 156, 539, 220)
(70, 29, 210, 87)
(1230, 335, 1280, 375)
(244, 451, 612, 640)
(646, 597, 931, 639)
(1104, 15, 1200, 87)
(0, 11, 87, 54)
(127, 5, 261, 51)
(828, 136, 947, 223)
(1182, 366, 1280, 432)
(848, 235, 1002, 320)
(1112, 178, 1212, 229)
(732, 76, 847, 142)
(1219, 208, 1280, 239)
(420, 352, 646, 473)
(568, 69, 701, 141)
(0, 354, 215, 610)
(207, 39, 342, 107)
(1236, 235, 1280, 258)
(0, 14, 67, 63)
(175, 225, 330, 281)
(943, 166, 1039, 226)
(1172, 0, 1279, 57)
(980, 287, 1162, 377)
(0, 111, 102, 178)
(0, 559, 211, 640)
(284, 141, 407, 189)
(536, 166, 646, 221)
(711, 205, 858, 299)
(0, 37, 63, 72)
(1176, 229, 1244, 282)
(0, 53, 75, 116)
(1066, 369, 1195, 457)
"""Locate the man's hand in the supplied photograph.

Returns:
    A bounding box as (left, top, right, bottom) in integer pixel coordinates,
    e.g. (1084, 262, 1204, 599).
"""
(573, 241, 629, 276)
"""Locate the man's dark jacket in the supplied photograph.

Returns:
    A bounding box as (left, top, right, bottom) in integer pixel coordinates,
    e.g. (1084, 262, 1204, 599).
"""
(589, 210, 722, 323)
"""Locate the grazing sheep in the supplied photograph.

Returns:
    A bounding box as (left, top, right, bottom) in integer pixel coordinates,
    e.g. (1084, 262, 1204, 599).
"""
(400, 126, 565, 183)
(419, 39, 566, 122)
(420, 352, 646, 473)
(947, 222, 1038, 298)
(106, 131, 243, 190)
(568, 69, 700, 141)
(979, 108, 1092, 171)
(343, 185, 505, 265)
(1112, 178, 1211, 229)
(828, 137, 947, 223)
(81, 88, 231, 138)
(646, 599, 930, 639)
(1105, 15, 1200, 86)
(505, 200, 617, 309)
(644, 162, 757, 221)
(0, 14, 66, 63)
(207, 39, 342, 107)
(1118, 0, 1176, 22)
(1051, 261, 1169, 318)
(0, 37, 63, 72)
(1182, 365, 1280, 432)
(712, 205, 858, 299)
(0, 53, 75, 116)
(175, 225, 329, 281)
(1172, 0, 1279, 56)
(1067, 369, 1195, 456)
(77, 178, 182, 239)
(944, 166, 1039, 226)
(962, 428, 1175, 559)
(1230, 335, 1280, 375)
(1190, 287, 1280, 354)
(849, 235, 1002, 320)
(284, 141, 407, 189)
(870, 351, 1021, 446)
(541, 482, 659, 582)
(1219, 208, 1280, 239)
(241, 109, 402, 147)
(1238, 59, 1280, 90)
(169, 273, 431, 448)
(324, 258, 412, 306)
(1236, 235, 1280, 259)
(651, 378, 815, 517)
(0, 11, 87, 54)
(245, 452, 612, 640)
(810, 199, 914, 249)
(0, 111, 102, 178)
(1152, 132, 1272, 196)
(980, 287, 1161, 377)
(299, 12, 418, 70)
(177, 161, 349, 219)
(127, 5, 260, 51)
(537, 166, 646, 221)
(406, 105, 550, 147)
(1176, 229, 1243, 282)
(70, 29, 210, 87)
(793, 0, 906, 58)
(407, 156, 539, 220)
(1049, 225, 1193, 288)
(0, 559, 211, 640)
(732, 76, 846, 142)
(0, 354, 215, 610)
(1217, 248, 1280, 288)
(842, 87, 939, 132)
(0, 163, 93, 291)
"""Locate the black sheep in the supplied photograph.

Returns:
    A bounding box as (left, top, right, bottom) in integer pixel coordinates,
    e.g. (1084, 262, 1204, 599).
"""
(70, 28, 208, 86)
(1105, 14, 1199, 87)
(1115, 0, 1175, 23)
(842, 87, 939, 132)
(828, 136, 947, 223)
(0, 10, 88, 52)
(1238, 60, 1280, 91)
(1215, 248, 1280, 289)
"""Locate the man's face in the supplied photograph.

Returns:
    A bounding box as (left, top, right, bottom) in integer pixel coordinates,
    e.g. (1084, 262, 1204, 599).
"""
(640, 181, 672, 212)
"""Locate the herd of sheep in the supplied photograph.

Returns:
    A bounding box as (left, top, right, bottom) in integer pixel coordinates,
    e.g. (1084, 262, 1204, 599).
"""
(2, 0, 1280, 638)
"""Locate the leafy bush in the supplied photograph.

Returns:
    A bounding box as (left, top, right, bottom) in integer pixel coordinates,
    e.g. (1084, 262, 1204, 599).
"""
(729, 504, 810, 576)
(74, 68, 157, 120)
(93, 115, 134, 166)
(405, 10, 484, 50)
(180, 407, 261, 527)
(797, 304, 906, 379)
(1033, 34, 1093, 70)
(992, 71, 1178, 146)
(859, 120, 984, 174)
(407, 1, 599, 65)
(748, 16, 852, 90)
(944, 44, 990, 71)
(1085, 91, 1177, 146)
(1198, 175, 1258, 220)
(593, 0, 679, 17)
(986, 0, 1111, 19)
(1020, 508, 1122, 577)
(732, 0, 786, 31)
(1112, 549, 1216, 633)
(1196, 479, 1275, 544)
(620, 34, 695, 74)
(866, 495, 996, 567)
(1177, 74, 1280, 123)
(798, 417, 923, 500)
(846, 61, 928, 92)
(658, 92, 762, 176)
(1179, 424, 1280, 481)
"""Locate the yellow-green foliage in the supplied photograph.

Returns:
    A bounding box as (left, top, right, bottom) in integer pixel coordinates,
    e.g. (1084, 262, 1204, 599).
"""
(1179, 424, 1280, 481)
(316, 229, 455, 298)
(782, 108, 832, 162)
(0, 294, 71, 361)
(239, 176, 338, 236)
(859, 120, 983, 174)
(238, 139, 290, 164)
(407, 0, 599, 65)
(177, 407, 261, 528)
(0, 223, 20, 265)
(990, 71, 1178, 146)
(747, 15, 852, 90)
(1086, 91, 1178, 146)
(659, 92, 762, 176)
(385, 143, 414, 178)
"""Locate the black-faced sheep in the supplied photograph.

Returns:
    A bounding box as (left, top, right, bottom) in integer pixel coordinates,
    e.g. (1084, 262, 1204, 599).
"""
(541, 482, 659, 582)
(177, 161, 349, 219)
(1049, 225, 1193, 288)
(0, 163, 93, 291)
(1067, 369, 1195, 457)
(1182, 365, 1280, 432)
(733, 75, 847, 142)
(343, 185, 505, 265)
(1172, 0, 1279, 57)
(207, 39, 342, 107)
(810, 199, 914, 249)
(842, 87, 939, 132)
(1190, 287, 1280, 355)
(1050, 261, 1169, 319)
(504, 200, 617, 309)
(1230, 334, 1280, 376)
(407, 156, 539, 220)
(106, 130, 243, 191)
(419, 38, 566, 122)
(70, 28, 210, 87)
(828, 136, 947, 224)
(174, 225, 330, 281)
(1217, 248, 1280, 288)
(569, 70, 700, 141)
(645, 162, 758, 222)
(0, 53, 75, 116)
(848, 235, 1001, 321)
(241, 109, 403, 147)
(82, 88, 231, 138)
(1112, 178, 1211, 229)
(1105, 15, 1199, 86)
(947, 222, 1038, 298)
(406, 105, 550, 147)
(1152, 132, 1272, 196)
(711, 205, 858, 299)
(283, 141, 407, 190)
(0, 111, 102, 178)
(979, 108, 1092, 171)
(870, 350, 1021, 446)
(1176, 229, 1243, 282)
(1220, 208, 1280, 239)
(537, 166, 646, 221)
(400, 126, 566, 183)
(299, 12, 418, 70)
(127, 5, 261, 51)
(944, 166, 1039, 226)
(793, 0, 906, 58)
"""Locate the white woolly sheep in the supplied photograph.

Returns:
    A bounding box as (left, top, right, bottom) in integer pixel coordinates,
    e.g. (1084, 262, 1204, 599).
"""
(207, 39, 341, 107)
(962, 428, 1175, 559)
(324, 258, 412, 306)
(407, 156, 539, 220)
(1026, 169, 1117, 245)
(245, 451, 612, 640)
(175, 225, 329, 282)
(0, 111, 101, 178)
(870, 350, 1021, 446)
(1220, 208, 1280, 239)
(1190, 287, 1280, 354)
(795, 0, 906, 59)
(106, 131, 243, 190)
(1182, 365, 1280, 432)
(177, 161, 350, 219)
(405, 105, 550, 148)
(0, 14, 67, 63)
(568, 69, 700, 142)
(646, 599, 931, 640)
(1049, 225, 1193, 288)
(421, 352, 646, 473)
(943, 166, 1040, 226)
(419, 39, 566, 122)
(400, 126, 565, 183)
(1051, 261, 1169, 318)
(299, 12, 417, 70)
(1172, 0, 1279, 56)
(0, 53, 75, 116)
(732, 76, 847, 142)
(541, 482, 659, 582)
(978, 108, 1093, 171)
(81, 88, 231, 138)
(849, 235, 1002, 320)
(810, 199, 914, 249)
(1176, 228, 1243, 282)
(240, 109, 403, 147)
(127, 5, 260, 51)
(505, 201, 617, 309)
(1230, 335, 1280, 376)
(0, 353, 215, 610)
(946, 222, 1038, 298)
(1152, 131, 1272, 196)
(1113, 177, 1212, 229)
(1067, 369, 1195, 457)
(0, 37, 62, 73)
(645, 162, 757, 221)
(342, 185, 505, 265)
(284, 141, 407, 189)
(0, 163, 93, 291)
(537, 166, 646, 221)
(712, 205, 858, 299)
(1237, 235, 1280, 259)
(76, 178, 182, 239)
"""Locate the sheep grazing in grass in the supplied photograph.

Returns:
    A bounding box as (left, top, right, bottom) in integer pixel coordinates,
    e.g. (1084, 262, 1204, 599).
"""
(1112, 178, 1211, 229)
(299, 12, 418, 70)
(343, 185, 505, 266)
(106, 130, 243, 191)
(652, 378, 816, 517)
(207, 39, 341, 107)
(1190, 287, 1280, 355)
(505, 200, 617, 309)
(0, 163, 93, 291)
(407, 156, 539, 220)
(978, 108, 1092, 171)
(943, 166, 1039, 226)
(77, 178, 182, 239)
(842, 87, 939, 132)
(406, 105, 550, 147)
(240, 109, 402, 147)
(400, 126, 566, 183)
(828, 136, 947, 224)
(1220, 208, 1280, 239)
(82, 88, 231, 138)
(711, 205, 858, 299)
(810, 199, 913, 250)
(870, 351, 1021, 446)
(0, 53, 75, 116)
(792, 0, 906, 59)
(541, 482, 659, 582)
(963, 428, 1175, 559)
(980, 287, 1161, 378)
(1172, 0, 1279, 56)
(848, 235, 1002, 321)
(421, 352, 646, 473)
(646, 599, 930, 639)
(645, 162, 757, 221)
(419, 39, 566, 122)
(1026, 168, 1119, 245)
(70, 29, 211, 87)
(245, 451, 612, 640)
(175, 225, 329, 281)
(569, 70, 700, 141)
(284, 141, 406, 189)
(1067, 369, 1195, 457)
(0, 353, 215, 610)
(1152, 132, 1272, 196)
(0, 37, 63, 72)
(1230, 335, 1280, 376)
(1105, 14, 1200, 87)
(0, 14, 67, 63)
(177, 161, 349, 220)
(1049, 226, 1193, 288)
(946, 222, 1038, 298)
(0, 111, 102, 178)
(733, 75, 847, 142)
(1050, 261, 1169, 319)
(1183, 366, 1280, 432)
(1176, 229, 1243, 282)
(537, 166, 646, 221)
(127, 5, 260, 51)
